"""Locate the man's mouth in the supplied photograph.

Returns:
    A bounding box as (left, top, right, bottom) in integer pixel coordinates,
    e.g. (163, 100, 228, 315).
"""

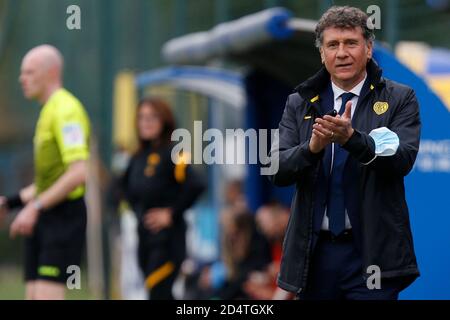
(336, 63, 353, 68)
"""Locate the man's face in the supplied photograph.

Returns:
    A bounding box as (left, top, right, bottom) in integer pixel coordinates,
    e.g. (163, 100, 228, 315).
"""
(320, 26, 372, 89)
(19, 54, 47, 101)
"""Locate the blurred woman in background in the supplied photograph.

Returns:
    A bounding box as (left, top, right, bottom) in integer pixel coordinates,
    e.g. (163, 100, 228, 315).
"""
(196, 207, 271, 300)
(119, 97, 205, 300)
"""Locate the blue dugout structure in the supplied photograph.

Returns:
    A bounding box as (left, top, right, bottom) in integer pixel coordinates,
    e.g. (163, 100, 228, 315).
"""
(136, 8, 450, 299)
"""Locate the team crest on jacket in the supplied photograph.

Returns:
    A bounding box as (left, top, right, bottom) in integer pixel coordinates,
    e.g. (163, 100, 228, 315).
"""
(148, 153, 161, 165)
(373, 101, 389, 115)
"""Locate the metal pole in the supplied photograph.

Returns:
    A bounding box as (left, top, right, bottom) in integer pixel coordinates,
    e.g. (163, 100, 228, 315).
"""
(319, 0, 334, 15)
(215, 0, 229, 23)
(174, 0, 187, 36)
(99, 0, 115, 300)
(386, 0, 399, 49)
(139, 0, 152, 70)
(0, 0, 19, 62)
(265, 0, 280, 8)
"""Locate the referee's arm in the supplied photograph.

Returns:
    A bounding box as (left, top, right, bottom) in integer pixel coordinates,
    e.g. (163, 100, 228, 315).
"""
(0, 184, 35, 225)
(9, 160, 86, 238)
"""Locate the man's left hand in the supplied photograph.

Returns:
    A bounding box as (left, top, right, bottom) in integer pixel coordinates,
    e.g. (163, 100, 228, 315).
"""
(9, 202, 40, 238)
(314, 101, 355, 145)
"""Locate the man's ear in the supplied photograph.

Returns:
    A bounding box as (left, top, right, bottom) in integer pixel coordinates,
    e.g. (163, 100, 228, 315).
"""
(366, 41, 373, 60)
(320, 47, 325, 64)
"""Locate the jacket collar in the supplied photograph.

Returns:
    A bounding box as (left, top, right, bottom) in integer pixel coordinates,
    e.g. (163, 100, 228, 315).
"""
(295, 58, 384, 103)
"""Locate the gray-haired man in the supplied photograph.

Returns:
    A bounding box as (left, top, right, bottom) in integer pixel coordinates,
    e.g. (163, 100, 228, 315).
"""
(269, 6, 420, 300)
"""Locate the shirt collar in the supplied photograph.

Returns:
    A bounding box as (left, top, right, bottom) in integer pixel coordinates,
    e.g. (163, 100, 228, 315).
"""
(331, 73, 367, 100)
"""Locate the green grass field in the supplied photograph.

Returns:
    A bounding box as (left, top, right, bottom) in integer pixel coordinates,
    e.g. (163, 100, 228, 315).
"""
(0, 266, 94, 300)
(1, 228, 97, 300)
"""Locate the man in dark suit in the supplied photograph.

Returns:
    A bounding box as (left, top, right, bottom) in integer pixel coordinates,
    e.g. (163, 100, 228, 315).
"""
(269, 6, 421, 300)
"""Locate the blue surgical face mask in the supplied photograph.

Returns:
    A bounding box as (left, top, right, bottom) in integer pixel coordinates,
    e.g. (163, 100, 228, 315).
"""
(369, 127, 399, 156)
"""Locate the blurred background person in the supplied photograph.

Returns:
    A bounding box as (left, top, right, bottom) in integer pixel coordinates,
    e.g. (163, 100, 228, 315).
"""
(116, 97, 205, 300)
(0, 198, 7, 227)
(223, 179, 247, 212)
(243, 202, 293, 300)
(196, 207, 271, 299)
(180, 179, 247, 299)
(0, 45, 90, 300)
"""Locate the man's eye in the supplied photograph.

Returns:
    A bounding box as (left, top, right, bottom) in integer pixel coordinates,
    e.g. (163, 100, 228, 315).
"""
(328, 43, 338, 48)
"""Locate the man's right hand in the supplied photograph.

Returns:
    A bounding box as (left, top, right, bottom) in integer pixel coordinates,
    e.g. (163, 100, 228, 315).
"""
(309, 122, 333, 153)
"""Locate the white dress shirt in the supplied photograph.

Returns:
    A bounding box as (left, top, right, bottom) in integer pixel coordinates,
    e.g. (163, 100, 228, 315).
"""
(321, 74, 367, 231)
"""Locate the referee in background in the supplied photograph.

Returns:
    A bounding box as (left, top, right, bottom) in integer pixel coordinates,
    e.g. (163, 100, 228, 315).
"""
(0, 45, 90, 300)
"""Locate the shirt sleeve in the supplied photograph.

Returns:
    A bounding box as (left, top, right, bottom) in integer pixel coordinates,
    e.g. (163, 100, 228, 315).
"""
(53, 104, 90, 165)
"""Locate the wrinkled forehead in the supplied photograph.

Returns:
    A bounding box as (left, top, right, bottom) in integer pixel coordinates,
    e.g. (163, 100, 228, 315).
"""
(322, 26, 365, 41)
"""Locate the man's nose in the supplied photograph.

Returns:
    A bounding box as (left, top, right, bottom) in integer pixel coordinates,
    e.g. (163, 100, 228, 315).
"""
(336, 43, 348, 58)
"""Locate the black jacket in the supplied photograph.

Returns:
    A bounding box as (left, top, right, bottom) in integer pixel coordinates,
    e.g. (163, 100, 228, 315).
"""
(121, 143, 205, 265)
(269, 59, 421, 294)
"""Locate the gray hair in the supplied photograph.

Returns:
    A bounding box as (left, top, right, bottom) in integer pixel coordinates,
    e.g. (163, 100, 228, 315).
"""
(315, 6, 375, 48)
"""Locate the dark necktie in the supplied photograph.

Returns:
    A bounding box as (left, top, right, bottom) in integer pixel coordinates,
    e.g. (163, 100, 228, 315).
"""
(326, 92, 355, 236)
